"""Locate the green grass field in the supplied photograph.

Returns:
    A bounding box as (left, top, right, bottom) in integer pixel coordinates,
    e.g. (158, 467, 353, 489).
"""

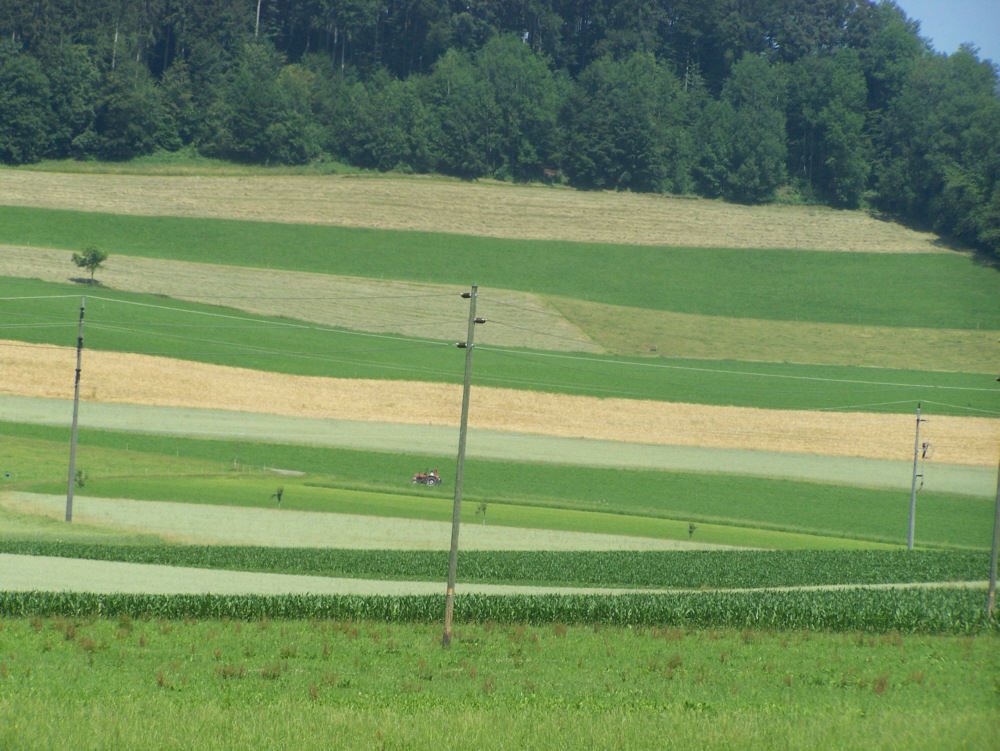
(2, 205, 998, 329)
(0, 616, 996, 750)
(2, 278, 996, 414)
(2, 422, 992, 549)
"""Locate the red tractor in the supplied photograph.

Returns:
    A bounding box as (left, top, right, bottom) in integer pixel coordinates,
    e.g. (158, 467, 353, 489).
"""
(412, 469, 442, 486)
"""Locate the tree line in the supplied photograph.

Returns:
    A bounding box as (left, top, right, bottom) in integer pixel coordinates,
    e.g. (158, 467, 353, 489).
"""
(1, 0, 998, 257)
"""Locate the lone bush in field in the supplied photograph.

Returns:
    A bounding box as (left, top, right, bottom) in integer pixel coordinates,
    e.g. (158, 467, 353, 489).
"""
(71, 246, 108, 282)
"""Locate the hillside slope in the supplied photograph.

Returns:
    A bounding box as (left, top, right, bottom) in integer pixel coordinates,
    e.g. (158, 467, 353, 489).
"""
(0, 170, 945, 252)
(1, 171, 996, 493)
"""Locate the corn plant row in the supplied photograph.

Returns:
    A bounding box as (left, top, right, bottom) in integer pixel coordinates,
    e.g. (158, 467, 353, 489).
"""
(1, 587, 995, 634)
(2, 541, 987, 589)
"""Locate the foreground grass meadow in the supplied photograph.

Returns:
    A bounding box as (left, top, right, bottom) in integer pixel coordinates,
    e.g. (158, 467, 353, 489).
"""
(1, 616, 997, 750)
(1, 165, 999, 748)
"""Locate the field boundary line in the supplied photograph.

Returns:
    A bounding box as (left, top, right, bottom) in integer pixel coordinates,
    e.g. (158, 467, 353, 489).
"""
(0, 555, 987, 598)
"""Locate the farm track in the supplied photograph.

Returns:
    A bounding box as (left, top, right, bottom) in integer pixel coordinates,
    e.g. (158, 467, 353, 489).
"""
(3, 341, 998, 468)
(0, 554, 985, 597)
(0, 493, 727, 551)
(0, 170, 947, 252)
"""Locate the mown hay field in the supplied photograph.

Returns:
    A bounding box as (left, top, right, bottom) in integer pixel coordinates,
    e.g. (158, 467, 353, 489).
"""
(0, 246, 601, 353)
(3, 246, 995, 371)
(0, 169, 947, 252)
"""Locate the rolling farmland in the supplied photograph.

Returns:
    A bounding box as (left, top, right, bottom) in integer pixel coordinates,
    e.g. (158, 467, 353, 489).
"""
(0, 166, 997, 749)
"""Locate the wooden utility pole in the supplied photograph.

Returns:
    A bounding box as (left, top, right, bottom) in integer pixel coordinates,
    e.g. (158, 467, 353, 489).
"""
(907, 403, 926, 551)
(443, 285, 485, 647)
(65, 297, 85, 522)
(988, 458, 1000, 618)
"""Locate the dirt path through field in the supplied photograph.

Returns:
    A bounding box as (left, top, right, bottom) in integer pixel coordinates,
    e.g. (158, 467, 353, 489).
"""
(0, 493, 723, 551)
(3, 341, 997, 466)
(0, 170, 948, 252)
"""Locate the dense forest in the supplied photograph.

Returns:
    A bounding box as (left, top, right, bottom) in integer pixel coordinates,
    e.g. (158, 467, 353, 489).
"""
(1, 0, 998, 256)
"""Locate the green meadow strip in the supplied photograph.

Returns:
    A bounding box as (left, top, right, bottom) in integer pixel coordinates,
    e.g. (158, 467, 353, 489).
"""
(4, 421, 995, 549)
(1, 205, 997, 329)
(1, 278, 996, 414)
(0, 543, 987, 589)
(0, 588, 994, 634)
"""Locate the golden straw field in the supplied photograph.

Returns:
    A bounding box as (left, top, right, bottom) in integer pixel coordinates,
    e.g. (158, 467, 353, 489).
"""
(2, 341, 996, 467)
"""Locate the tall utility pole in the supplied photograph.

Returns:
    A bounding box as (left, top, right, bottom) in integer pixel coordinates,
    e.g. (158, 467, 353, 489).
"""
(907, 403, 927, 551)
(65, 297, 86, 522)
(988, 458, 1000, 618)
(443, 285, 485, 647)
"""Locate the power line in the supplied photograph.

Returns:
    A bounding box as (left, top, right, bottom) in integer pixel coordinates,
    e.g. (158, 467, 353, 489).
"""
(815, 400, 923, 412)
(477, 296, 570, 318)
(476, 345, 1000, 393)
(82, 296, 455, 347)
(0, 295, 81, 301)
(920, 400, 1000, 417)
(0, 323, 76, 330)
(485, 316, 598, 347)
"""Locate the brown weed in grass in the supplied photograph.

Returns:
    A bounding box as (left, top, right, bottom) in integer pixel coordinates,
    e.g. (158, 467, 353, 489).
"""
(216, 664, 246, 679)
(260, 661, 286, 680)
(309, 684, 319, 700)
(873, 674, 890, 695)
(77, 637, 99, 653)
(880, 632, 904, 648)
(415, 659, 433, 681)
(652, 627, 685, 641)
